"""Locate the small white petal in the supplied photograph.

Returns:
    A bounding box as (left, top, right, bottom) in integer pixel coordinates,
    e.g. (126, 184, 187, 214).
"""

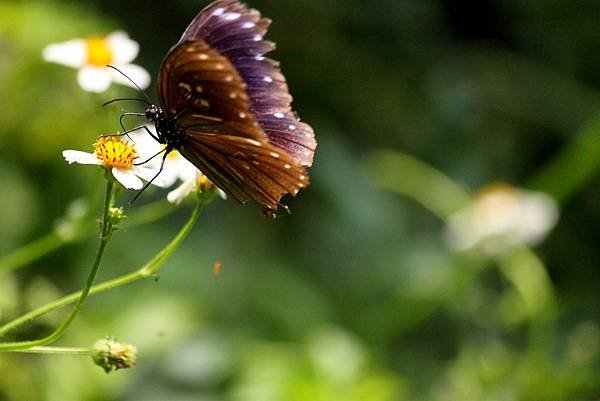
(167, 178, 196, 204)
(77, 66, 112, 93)
(43, 39, 86, 68)
(62, 150, 100, 165)
(106, 31, 139, 64)
(110, 63, 151, 90)
(133, 166, 170, 188)
(217, 189, 228, 200)
(112, 168, 143, 190)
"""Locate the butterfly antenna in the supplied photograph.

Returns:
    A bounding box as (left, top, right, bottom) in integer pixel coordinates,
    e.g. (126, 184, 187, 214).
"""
(106, 65, 153, 104)
(103, 98, 151, 107)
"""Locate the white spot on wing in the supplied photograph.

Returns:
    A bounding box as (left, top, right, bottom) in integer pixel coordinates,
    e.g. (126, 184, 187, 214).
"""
(263, 76, 273, 83)
(289, 124, 297, 130)
(246, 139, 262, 146)
(242, 22, 256, 29)
(284, 164, 291, 170)
(212, 8, 225, 16)
(198, 53, 209, 60)
(229, 92, 238, 99)
(225, 75, 234, 82)
(215, 63, 225, 70)
(270, 152, 280, 158)
(253, 35, 262, 42)
(274, 112, 285, 119)
(239, 112, 247, 119)
(223, 12, 241, 21)
(255, 55, 265, 61)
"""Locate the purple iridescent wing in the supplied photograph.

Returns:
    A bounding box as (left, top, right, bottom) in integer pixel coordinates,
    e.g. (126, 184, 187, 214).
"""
(179, 0, 317, 167)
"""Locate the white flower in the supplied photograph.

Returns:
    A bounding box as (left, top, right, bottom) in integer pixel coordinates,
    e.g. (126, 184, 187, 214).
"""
(445, 183, 559, 255)
(43, 31, 150, 93)
(62, 135, 167, 190)
(131, 126, 227, 204)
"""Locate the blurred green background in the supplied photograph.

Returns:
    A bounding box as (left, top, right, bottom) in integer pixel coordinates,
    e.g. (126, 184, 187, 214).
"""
(0, 0, 599, 400)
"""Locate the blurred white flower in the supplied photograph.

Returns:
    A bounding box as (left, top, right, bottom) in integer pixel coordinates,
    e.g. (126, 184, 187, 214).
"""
(445, 183, 559, 255)
(62, 135, 167, 190)
(43, 31, 150, 93)
(132, 126, 227, 204)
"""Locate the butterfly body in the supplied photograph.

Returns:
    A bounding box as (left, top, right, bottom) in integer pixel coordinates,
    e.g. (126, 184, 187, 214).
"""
(142, 0, 316, 213)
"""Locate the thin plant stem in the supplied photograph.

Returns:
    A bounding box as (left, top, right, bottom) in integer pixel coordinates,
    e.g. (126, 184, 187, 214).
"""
(0, 197, 178, 276)
(0, 192, 212, 340)
(0, 180, 115, 351)
(13, 346, 91, 356)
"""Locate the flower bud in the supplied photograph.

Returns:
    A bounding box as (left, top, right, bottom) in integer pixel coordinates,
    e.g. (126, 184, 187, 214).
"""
(108, 207, 126, 225)
(92, 337, 137, 373)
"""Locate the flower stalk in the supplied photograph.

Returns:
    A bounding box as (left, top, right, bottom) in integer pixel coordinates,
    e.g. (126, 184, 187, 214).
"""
(0, 191, 213, 340)
(0, 179, 115, 351)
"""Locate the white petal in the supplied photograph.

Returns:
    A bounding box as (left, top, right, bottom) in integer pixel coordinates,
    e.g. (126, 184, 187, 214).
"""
(112, 168, 143, 190)
(164, 152, 198, 182)
(110, 64, 151, 90)
(217, 189, 228, 200)
(43, 39, 86, 68)
(77, 66, 112, 93)
(129, 128, 163, 161)
(167, 178, 196, 205)
(62, 150, 100, 165)
(516, 191, 559, 245)
(133, 166, 170, 188)
(106, 31, 139, 64)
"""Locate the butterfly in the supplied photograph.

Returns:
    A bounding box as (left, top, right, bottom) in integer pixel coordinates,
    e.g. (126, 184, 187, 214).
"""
(117, 0, 316, 216)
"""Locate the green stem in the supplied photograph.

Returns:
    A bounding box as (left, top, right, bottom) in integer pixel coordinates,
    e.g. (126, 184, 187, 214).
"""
(0, 193, 211, 340)
(527, 117, 600, 204)
(13, 346, 91, 356)
(0, 180, 115, 351)
(0, 198, 179, 276)
(364, 149, 472, 220)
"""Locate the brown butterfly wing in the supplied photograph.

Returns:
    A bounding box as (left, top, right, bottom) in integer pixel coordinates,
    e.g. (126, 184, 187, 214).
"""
(157, 40, 308, 209)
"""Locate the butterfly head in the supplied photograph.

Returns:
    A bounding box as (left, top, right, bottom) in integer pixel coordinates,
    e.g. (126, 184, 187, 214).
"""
(144, 104, 160, 121)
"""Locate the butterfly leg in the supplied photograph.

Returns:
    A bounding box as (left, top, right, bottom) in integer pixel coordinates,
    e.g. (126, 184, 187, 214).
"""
(142, 125, 161, 142)
(119, 112, 145, 133)
(129, 150, 170, 205)
(99, 125, 146, 141)
(134, 148, 167, 166)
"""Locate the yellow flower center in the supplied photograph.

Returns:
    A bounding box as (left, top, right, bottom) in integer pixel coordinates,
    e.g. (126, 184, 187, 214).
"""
(86, 37, 113, 66)
(94, 136, 137, 169)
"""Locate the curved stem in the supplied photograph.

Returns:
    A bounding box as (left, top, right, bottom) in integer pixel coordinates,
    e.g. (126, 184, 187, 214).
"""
(0, 198, 178, 276)
(0, 193, 211, 340)
(0, 180, 115, 350)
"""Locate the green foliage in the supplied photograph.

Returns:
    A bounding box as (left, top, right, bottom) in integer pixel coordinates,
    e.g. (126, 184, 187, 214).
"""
(0, 0, 599, 400)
